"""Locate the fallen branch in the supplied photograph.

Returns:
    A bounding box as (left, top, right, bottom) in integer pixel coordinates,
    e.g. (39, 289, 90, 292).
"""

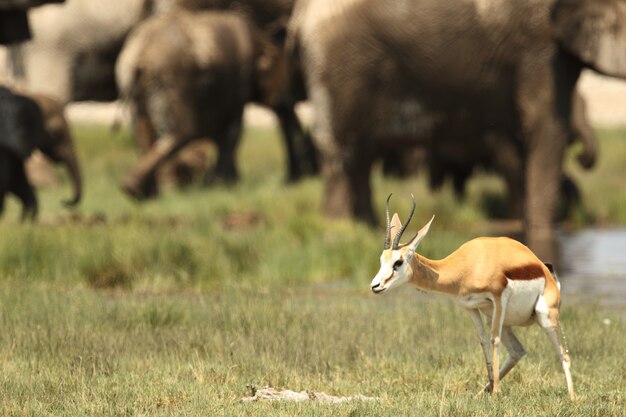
(241, 385, 378, 404)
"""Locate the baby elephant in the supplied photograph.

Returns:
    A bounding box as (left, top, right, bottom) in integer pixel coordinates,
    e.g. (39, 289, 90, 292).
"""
(0, 86, 82, 220)
(116, 9, 288, 199)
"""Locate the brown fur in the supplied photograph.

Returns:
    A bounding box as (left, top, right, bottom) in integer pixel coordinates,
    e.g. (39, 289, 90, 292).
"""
(504, 264, 545, 281)
(376, 232, 569, 397)
(405, 237, 561, 306)
(384, 216, 563, 306)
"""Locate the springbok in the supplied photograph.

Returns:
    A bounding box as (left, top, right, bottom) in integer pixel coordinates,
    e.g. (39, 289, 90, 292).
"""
(370, 195, 574, 399)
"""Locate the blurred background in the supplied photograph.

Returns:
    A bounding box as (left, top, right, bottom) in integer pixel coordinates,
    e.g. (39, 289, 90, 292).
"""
(2, 0, 625, 301)
(0, 1, 624, 414)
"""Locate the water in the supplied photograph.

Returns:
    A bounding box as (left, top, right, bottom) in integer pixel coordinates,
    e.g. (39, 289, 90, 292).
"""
(308, 228, 626, 309)
(558, 228, 626, 308)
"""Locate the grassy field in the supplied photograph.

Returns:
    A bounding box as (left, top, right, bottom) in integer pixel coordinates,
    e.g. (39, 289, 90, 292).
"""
(0, 124, 625, 416)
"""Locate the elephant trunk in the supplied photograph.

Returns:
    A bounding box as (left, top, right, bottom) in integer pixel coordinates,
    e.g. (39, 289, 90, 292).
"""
(33, 93, 83, 207)
(571, 92, 597, 170)
(63, 151, 83, 207)
(62, 149, 82, 207)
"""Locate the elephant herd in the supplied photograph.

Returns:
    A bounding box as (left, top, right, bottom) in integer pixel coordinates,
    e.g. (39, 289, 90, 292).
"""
(0, 86, 81, 219)
(2, 0, 626, 259)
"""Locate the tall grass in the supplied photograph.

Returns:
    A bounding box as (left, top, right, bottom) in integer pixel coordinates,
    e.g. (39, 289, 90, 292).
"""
(0, 285, 624, 416)
(1, 123, 482, 292)
(2, 124, 624, 291)
(0, 124, 624, 415)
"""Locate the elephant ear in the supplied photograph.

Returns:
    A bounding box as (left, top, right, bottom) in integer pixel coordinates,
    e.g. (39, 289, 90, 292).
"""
(253, 33, 289, 107)
(552, 0, 626, 78)
(0, 88, 42, 159)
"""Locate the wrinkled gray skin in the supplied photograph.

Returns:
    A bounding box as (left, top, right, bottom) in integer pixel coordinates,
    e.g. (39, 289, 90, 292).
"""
(0, 86, 82, 219)
(426, 91, 597, 218)
(292, 0, 626, 259)
(1, 0, 148, 101)
(149, 0, 295, 30)
(3, 0, 316, 182)
(147, 0, 318, 182)
(116, 10, 289, 199)
(382, 90, 597, 220)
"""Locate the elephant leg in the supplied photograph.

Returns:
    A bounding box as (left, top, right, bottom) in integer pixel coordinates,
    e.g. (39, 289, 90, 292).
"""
(134, 112, 206, 188)
(132, 112, 158, 197)
(427, 154, 446, 192)
(381, 149, 402, 178)
(9, 162, 38, 221)
(273, 102, 318, 182)
(382, 148, 421, 179)
(160, 140, 210, 188)
(307, 74, 376, 224)
(517, 59, 579, 260)
(134, 112, 157, 154)
(138, 113, 207, 189)
(0, 153, 13, 217)
(451, 166, 472, 200)
(211, 119, 242, 184)
(571, 92, 596, 170)
(557, 173, 582, 221)
(321, 144, 376, 225)
(122, 134, 188, 200)
(490, 136, 524, 219)
(523, 123, 566, 259)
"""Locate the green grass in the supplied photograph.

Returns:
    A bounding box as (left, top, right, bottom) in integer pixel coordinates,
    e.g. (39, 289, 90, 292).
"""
(1, 123, 481, 291)
(566, 128, 626, 225)
(0, 285, 623, 416)
(0, 123, 625, 416)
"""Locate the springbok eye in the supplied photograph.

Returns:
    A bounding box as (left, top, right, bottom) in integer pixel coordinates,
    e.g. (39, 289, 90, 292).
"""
(393, 259, 404, 270)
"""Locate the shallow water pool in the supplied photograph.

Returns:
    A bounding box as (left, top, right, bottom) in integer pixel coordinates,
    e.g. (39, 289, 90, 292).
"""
(558, 228, 626, 308)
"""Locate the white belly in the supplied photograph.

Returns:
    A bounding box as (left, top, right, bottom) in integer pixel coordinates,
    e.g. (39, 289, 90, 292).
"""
(455, 279, 546, 327)
(501, 278, 546, 326)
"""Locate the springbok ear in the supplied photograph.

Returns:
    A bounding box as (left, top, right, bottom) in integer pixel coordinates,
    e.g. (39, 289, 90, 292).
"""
(407, 215, 435, 253)
(389, 213, 402, 244)
(552, 0, 626, 78)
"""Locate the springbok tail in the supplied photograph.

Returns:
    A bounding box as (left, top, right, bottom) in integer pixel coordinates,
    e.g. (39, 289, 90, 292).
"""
(543, 262, 561, 291)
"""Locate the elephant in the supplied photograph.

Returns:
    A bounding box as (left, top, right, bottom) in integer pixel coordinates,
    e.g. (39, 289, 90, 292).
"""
(427, 91, 597, 216)
(1, 0, 297, 103)
(378, 90, 596, 222)
(290, 0, 626, 259)
(116, 9, 293, 199)
(147, 0, 296, 30)
(0, 0, 149, 101)
(0, 0, 64, 45)
(0, 0, 317, 182)
(144, 0, 318, 182)
(0, 85, 82, 219)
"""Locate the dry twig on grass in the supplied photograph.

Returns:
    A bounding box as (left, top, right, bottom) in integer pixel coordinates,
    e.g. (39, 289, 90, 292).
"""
(241, 385, 378, 404)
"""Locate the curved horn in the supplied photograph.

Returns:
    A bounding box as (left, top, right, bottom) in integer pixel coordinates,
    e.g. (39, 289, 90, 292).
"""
(392, 194, 416, 249)
(384, 193, 393, 249)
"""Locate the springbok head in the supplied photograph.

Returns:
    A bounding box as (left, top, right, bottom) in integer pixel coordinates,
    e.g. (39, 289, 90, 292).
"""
(370, 194, 434, 294)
